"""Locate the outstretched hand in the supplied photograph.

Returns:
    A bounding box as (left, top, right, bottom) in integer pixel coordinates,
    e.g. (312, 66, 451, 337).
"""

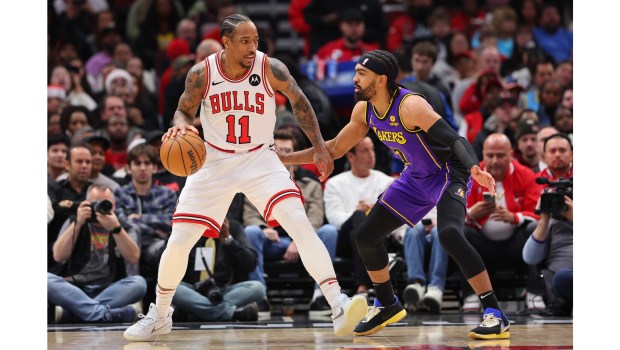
(313, 145, 334, 182)
(471, 165, 496, 196)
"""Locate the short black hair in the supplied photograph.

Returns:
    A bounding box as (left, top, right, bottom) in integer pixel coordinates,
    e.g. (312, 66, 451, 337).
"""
(48, 133, 70, 150)
(220, 14, 252, 38)
(543, 133, 573, 152)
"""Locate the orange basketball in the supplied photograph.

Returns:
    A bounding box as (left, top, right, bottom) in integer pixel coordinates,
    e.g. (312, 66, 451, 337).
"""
(160, 132, 206, 176)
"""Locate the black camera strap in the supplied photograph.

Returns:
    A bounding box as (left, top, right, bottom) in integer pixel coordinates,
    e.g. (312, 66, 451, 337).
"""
(200, 252, 215, 279)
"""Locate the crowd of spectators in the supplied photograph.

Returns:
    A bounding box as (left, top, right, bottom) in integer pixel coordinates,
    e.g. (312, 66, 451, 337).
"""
(47, 0, 573, 323)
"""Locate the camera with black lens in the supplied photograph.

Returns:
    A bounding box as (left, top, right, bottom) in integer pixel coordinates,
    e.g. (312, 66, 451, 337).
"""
(535, 177, 573, 217)
(194, 278, 223, 304)
(88, 200, 113, 222)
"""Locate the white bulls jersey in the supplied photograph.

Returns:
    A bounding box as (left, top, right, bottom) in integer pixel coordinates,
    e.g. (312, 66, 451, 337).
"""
(200, 50, 277, 152)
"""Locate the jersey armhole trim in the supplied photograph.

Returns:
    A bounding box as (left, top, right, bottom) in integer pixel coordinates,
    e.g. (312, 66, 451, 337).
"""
(262, 54, 274, 97)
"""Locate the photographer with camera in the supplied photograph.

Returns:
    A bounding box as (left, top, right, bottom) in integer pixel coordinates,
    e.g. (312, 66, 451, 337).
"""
(48, 184, 147, 323)
(168, 218, 266, 322)
(523, 190, 572, 316)
(462, 133, 545, 312)
(48, 142, 93, 273)
(522, 132, 573, 316)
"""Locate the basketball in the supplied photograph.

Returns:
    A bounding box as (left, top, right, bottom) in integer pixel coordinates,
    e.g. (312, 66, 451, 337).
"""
(160, 132, 207, 176)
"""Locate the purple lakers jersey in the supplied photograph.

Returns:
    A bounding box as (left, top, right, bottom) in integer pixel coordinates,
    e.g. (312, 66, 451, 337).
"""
(366, 87, 463, 178)
(367, 87, 471, 227)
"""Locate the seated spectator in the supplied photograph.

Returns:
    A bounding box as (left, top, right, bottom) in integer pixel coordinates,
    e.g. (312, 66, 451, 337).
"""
(464, 83, 508, 154)
(514, 117, 543, 173)
(537, 133, 573, 182)
(48, 111, 63, 136)
(58, 135, 120, 192)
(86, 23, 123, 94)
(552, 107, 572, 141)
(323, 136, 396, 296)
(48, 133, 70, 183)
(463, 133, 544, 312)
(536, 79, 564, 127)
(409, 41, 456, 130)
(59, 105, 95, 139)
(523, 184, 573, 317)
(518, 60, 554, 113)
(533, 4, 572, 64)
(315, 7, 380, 62)
(48, 184, 146, 323)
(48, 84, 68, 114)
(49, 64, 98, 112)
(553, 61, 573, 88)
(402, 207, 448, 314)
(535, 126, 559, 171)
(114, 144, 178, 278)
(561, 86, 573, 110)
(304, 0, 386, 56)
(471, 89, 522, 160)
(244, 130, 338, 317)
(459, 56, 502, 120)
(48, 142, 94, 272)
(166, 218, 265, 322)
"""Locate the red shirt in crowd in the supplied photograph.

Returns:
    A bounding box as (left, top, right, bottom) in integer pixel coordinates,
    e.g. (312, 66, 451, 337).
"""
(466, 159, 541, 227)
(315, 39, 380, 62)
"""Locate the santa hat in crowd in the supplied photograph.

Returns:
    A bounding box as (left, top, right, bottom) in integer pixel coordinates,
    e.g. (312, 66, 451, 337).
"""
(47, 85, 66, 100)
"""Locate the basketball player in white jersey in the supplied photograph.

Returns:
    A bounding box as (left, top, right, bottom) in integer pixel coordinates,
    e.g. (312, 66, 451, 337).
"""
(124, 14, 368, 341)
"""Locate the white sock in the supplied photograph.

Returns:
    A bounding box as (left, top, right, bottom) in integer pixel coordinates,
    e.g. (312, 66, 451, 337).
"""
(155, 222, 205, 318)
(271, 199, 342, 308)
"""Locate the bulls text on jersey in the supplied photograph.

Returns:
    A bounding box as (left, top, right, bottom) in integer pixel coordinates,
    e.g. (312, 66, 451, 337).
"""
(209, 91, 265, 115)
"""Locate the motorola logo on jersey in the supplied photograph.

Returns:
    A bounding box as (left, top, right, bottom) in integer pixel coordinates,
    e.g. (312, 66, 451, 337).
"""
(249, 74, 261, 86)
(209, 91, 265, 114)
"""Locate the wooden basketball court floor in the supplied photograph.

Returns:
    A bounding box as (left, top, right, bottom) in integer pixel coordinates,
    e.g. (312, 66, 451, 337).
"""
(48, 313, 573, 349)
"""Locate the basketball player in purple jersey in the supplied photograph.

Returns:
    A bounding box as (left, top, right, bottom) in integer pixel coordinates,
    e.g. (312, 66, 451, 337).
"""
(280, 50, 510, 340)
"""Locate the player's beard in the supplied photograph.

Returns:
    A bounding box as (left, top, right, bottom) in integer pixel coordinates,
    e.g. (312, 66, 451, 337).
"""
(354, 80, 377, 102)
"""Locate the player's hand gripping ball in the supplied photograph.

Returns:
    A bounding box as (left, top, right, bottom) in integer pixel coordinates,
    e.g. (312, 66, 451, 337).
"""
(160, 132, 206, 176)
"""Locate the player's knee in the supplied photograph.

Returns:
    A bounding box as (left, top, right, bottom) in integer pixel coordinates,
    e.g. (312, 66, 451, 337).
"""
(353, 223, 374, 252)
(437, 225, 461, 255)
(167, 222, 205, 256)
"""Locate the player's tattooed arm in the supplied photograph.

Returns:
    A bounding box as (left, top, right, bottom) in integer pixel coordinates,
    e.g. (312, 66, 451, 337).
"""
(267, 57, 326, 148)
(267, 57, 334, 180)
(174, 62, 207, 125)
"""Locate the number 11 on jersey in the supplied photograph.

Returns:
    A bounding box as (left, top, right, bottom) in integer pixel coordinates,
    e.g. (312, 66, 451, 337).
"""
(225, 115, 251, 144)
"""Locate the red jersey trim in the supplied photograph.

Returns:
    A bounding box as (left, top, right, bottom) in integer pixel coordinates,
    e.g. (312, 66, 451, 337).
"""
(262, 54, 274, 97)
(263, 189, 303, 227)
(172, 213, 221, 238)
(202, 57, 211, 100)
(215, 50, 255, 83)
(206, 141, 263, 154)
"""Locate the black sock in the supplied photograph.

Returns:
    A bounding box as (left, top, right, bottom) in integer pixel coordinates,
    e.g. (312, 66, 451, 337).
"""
(373, 281, 396, 306)
(478, 290, 500, 311)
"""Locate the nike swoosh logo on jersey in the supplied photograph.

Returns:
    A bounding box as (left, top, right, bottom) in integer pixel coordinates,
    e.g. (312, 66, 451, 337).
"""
(212, 81, 224, 86)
